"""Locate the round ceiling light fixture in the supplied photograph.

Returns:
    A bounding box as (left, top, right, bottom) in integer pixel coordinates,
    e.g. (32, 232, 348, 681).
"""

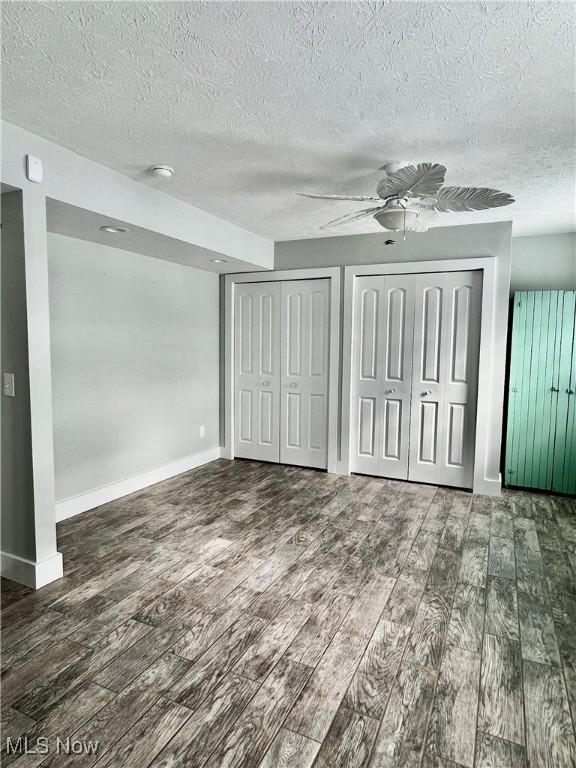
(148, 165, 175, 178)
(211, 259, 228, 264)
(373, 207, 419, 232)
(100, 225, 127, 234)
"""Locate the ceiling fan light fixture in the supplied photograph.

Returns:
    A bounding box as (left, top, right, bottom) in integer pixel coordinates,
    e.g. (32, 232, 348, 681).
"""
(299, 161, 514, 233)
(373, 208, 419, 231)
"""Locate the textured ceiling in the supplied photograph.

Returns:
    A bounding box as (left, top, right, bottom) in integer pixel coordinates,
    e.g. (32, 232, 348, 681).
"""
(2, 1, 575, 240)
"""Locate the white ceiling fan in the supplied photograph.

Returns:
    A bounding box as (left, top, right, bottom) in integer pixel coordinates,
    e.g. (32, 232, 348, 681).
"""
(299, 162, 515, 234)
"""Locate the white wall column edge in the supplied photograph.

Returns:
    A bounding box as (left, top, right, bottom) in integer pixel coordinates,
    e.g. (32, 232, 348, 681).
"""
(1, 551, 63, 589)
(224, 268, 342, 473)
(22, 188, 61, 561)
(341, 257, 507, 496)
(0, 183, 63, 588)
(55, 447, 224, 522)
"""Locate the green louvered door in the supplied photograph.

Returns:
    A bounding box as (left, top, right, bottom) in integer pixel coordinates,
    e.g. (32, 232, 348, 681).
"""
(505, 291, 576, 494)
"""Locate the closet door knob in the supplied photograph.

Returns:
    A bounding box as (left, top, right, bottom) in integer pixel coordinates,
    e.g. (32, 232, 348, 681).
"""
(567, 389, 575, 395)
(551, 386, 559, 392)
(262, 381, 270, 387)
(385, 388, 397, 394)
(422, 390, 432, 397)
(289, 383, 297, 389)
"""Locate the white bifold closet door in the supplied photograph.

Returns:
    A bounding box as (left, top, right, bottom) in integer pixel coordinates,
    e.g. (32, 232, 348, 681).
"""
(351, 275, 415, 479)
(351, 271, 482, 488)
(234, 279, 330, 469)
(280, 279, 330, 468)
(409, 271, 482, 487)
(234, 282, 281, 462)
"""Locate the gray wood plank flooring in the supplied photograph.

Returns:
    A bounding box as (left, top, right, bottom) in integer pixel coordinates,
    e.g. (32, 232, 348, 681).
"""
(1, 459, 575, 767)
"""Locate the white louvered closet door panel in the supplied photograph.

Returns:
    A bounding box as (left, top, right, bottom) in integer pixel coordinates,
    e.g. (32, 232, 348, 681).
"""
(351, 275, 415, 479)
(280, 279, 330, 469)
(234, 282, 281, 462)
(408, 271, 482, 488)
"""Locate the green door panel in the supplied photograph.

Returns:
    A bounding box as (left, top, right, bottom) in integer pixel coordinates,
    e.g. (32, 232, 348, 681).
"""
(552, 291, 576, 493)
(506, 290, 576, 495)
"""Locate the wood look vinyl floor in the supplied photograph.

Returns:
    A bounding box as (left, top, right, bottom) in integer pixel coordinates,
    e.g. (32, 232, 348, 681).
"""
(2, 459, 576, 768)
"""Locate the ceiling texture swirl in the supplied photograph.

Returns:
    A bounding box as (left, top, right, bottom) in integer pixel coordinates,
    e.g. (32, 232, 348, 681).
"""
(2, 1, 574, 240)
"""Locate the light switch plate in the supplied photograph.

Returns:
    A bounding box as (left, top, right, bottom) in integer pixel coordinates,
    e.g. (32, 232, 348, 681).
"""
(199, 425, 206, 438)
(26, 155, 43, 183)
(3, 373, 15, 397)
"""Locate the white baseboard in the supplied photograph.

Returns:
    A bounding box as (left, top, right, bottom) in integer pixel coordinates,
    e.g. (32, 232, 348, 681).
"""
(1, 551, 64, 589)
(330, 461, 350, 476)
(55, 447, 223, 522)
(473, 476, 502, 496)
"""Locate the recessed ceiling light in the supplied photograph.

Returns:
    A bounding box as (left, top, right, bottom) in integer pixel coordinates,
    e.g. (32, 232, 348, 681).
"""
(100, 225, 127, 234)
(148, 165, 175, 178)
(211, 259, 228, 263)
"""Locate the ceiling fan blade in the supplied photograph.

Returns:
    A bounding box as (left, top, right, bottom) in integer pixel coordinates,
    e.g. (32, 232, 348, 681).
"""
(411, 196, 439, 208)
(377, 163, 447, 199)
(432, 186, 515, 212)
(298, 193, 383, 202)
(320, 206, 386, 229)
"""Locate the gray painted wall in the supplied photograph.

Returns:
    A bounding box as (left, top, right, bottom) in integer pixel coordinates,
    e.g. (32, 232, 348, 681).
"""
(275, 222, 513, 270)
(275, 225, 575, 294)
(510, 233, 575, 291)
(1, 191, 36, 561)
(48, 233, 220, 503)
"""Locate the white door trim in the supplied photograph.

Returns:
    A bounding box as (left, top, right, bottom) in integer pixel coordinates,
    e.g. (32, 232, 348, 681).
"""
(224, 268, 341, 473)
(342, 257, 501, 495)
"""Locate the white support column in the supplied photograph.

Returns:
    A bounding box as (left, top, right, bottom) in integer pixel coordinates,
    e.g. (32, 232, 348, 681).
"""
(1, 186, 62, 589)
(22, 186, 62, 573)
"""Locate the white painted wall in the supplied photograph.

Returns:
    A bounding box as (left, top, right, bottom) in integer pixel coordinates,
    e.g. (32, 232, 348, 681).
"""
(48, 233, 220, 509)
(510, 233, 575, 292)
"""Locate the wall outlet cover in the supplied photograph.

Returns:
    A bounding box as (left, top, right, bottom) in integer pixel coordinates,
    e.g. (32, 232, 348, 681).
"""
(3, 373, 15, 397)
